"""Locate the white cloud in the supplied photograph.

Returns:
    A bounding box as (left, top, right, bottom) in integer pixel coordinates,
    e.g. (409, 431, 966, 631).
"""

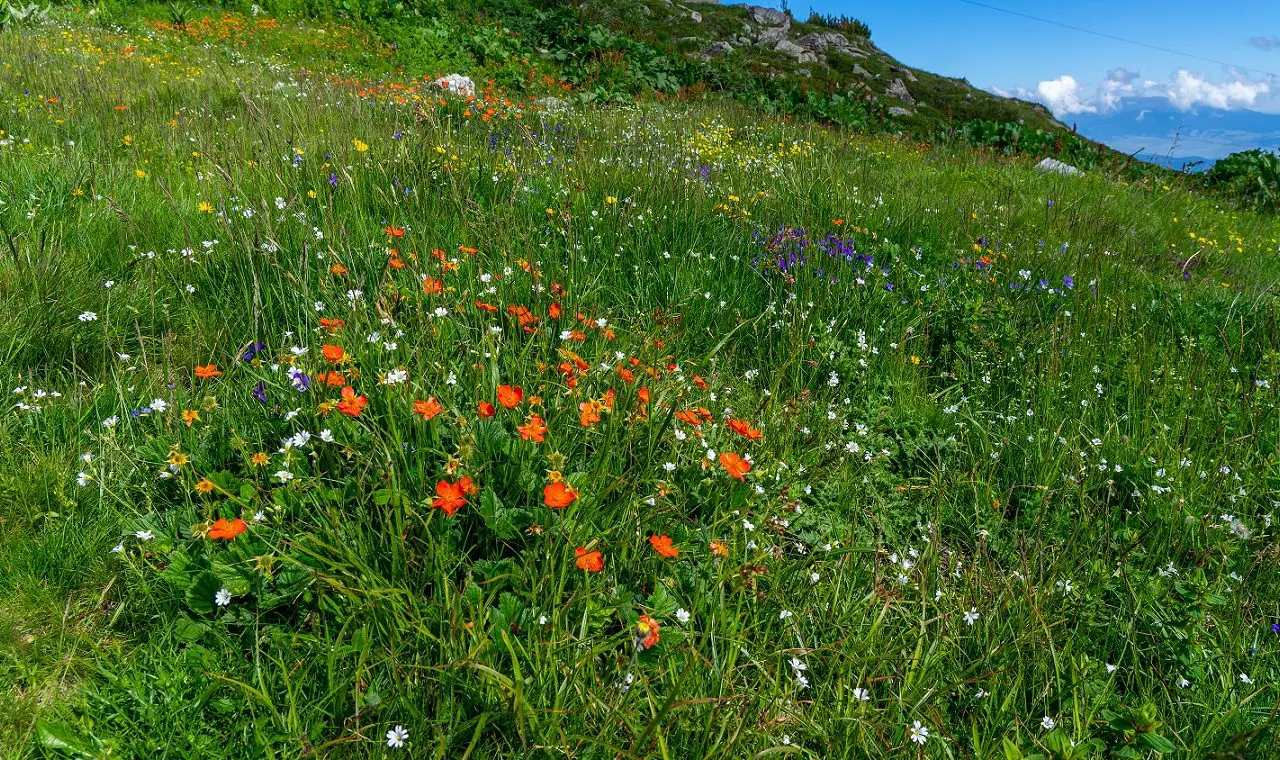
(1099, 67, 1140, 111)
(1165, 69, 1270, 110)
(1034, 75, 1097, 115)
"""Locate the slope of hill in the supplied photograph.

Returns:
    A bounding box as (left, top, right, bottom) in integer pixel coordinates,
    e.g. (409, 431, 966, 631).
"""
(1, 7, 1279, 759)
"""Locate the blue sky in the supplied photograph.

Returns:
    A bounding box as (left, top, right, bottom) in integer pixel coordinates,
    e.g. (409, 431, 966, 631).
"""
(782, 0, 1280, 116)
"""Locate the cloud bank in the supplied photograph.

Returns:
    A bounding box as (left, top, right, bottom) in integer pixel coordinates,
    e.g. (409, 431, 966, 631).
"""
(1006, 68, 1272, 117)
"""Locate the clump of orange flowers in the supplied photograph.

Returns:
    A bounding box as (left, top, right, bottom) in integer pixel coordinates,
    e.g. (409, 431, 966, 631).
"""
(517, 413, 547, 442)
(209, 517, 248, 540)
(336, 386, 368, 417)
(575, 546, 603, 572)
(544, 481, 578, 508)
(635, 615, 660, 650)
(497, 384, 523, 409)
(432, 477, 474, 517)
(194, 363, 222, 379)
(413, 397, 443, 421)
(719, 452, 751, 481)
(649, 534, 678, 558)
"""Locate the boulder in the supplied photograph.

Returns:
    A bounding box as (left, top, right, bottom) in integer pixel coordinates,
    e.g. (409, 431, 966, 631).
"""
(688, 10, 701, 22)
(434, 74, 475, 98)
(755, 25, 790, 46)
(774, 39, 818, 64)
(702, 41, 734, 57)
(1035, 158, 1083, 176)
(889, 65, 917, 82)
(795, 31, 864, 58)
(747, 5, 788, 26)
(885, 77, 915, 105)
(888, 106, 914, 117)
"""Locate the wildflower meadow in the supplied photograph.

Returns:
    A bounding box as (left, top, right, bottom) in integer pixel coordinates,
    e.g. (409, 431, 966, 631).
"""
(1, 6, 1278, 758)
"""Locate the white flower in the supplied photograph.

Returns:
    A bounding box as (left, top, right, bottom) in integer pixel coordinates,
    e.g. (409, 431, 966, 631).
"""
(319, 429, 335, 443)
(76, 471, 91, 486)
(111, 543, 124, 553)
(382, 369, 408, 385)
(214, 588, 232, 607)
(662, 462, 676, 472)
(909, 721, 929, 745)
(963, 607, 979, 626)
(274, 470, 295, 484)
(675, 608, 690, 624)
(1106, 663, 1117, 673)
(150, 398, 169, 412)
(134, 530, 154, 541)
(385, 725, 408, 749)
(1041, 716, 1056, 730)
(789, 657, 807, 672)
(851, 687, 870, 701)
(1239, 673, 1254, 685)
(78, 311, 98, 322)
(779, 610, 792, 620)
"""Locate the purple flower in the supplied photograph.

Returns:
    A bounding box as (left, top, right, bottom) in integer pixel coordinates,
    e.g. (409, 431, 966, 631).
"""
(252, 381, 268, 404)
(1272, 622, 1280, 634)
(242, 341, 265, 361)
(1062, 275, 1074, 290)
(328, 172, 339, 188)
(289, 369, 311, 393)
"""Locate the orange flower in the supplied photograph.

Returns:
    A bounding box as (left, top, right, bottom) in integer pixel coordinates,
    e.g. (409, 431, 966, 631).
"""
(182, 409, 200, 426)
(635, 614, 660, 649)
(319, 317, 346, 333)
(384, 224, 405, 238)
(194, 364, 222, 379)
(649, 534, 678, 558)
(544, 481, 578, 508)
(477, 400, 496, 418)
(575, 547, 603, 572)
(319, 370, 346, 387)
(719, 452, 751, 481)
(709, 539, 730, 558)
(432, 479, 467, 516)
(618, 367, 635, 383)
(208, 517, 248, 540)
(517, 413, 547, 442)
(336, 386, 368, 417)
(548, 302, 562, 319)
(675, 409, 705, 426)
(693, 375, 708, 390)
(727, 419, 763, 440)
(578, 400, 602, 427)
(496, 384, 523, 409)
(637, 387, 651, 404)
(422, 277, 443, 295)
(413, 397, 443, 421)
(330, 263, 349, 276)
(321, 344, 345, 363)
(475, 301, 499, 313)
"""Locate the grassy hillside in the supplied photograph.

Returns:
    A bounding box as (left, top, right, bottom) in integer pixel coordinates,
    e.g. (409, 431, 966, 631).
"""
(1, 6, 1279, 759)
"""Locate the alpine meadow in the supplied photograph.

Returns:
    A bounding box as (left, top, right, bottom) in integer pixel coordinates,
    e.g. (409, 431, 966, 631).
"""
(0, 1, 1278, 758)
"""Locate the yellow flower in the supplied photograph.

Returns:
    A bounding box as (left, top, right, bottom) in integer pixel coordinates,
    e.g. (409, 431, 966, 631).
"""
(134, 169, 146, 178)
(251, 452, 269, 467)
(353, 138, 369, 153)
(911, 355, 921, 365)
(71, 187, 85, 197)
(168, 451, 189, 467)
(182, 409, 200, 426)
(604, 196, 617, 205)
(198, 201, 213, 213)
(307, 190, 317, 199)
(122, 135, 134, 145)
(195, 478, 215, 494)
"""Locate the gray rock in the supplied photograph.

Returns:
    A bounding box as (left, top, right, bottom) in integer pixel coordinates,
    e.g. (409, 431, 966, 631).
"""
(774, 39, 818, 63)
(688, 10, 702, 22)
(1035, 157, 1083, 176)
(536, 97, 570, 112)
(888, 106, 914, 117)
(796, 31, 864, 57)
(885, 77, 915, 105)
(747, 5, 788, 26)
(889, 65, 917, 82)
(850, 64, 871, 78)
(702, 41, 734, 57)
(755, 25, 790, 46)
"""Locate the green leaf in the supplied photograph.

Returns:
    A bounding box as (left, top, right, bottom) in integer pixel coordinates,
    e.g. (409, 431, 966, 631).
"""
(187, 571, 222, 615)
(36, 720, 91, 755)
(1138, 732, 1177, 754)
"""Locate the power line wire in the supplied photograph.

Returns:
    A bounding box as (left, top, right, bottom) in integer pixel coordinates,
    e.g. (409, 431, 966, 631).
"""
(955, 0, 1280, 80)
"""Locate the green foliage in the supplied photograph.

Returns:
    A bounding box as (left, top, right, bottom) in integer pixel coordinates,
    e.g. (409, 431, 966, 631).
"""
(1203, 149, 1280, 211)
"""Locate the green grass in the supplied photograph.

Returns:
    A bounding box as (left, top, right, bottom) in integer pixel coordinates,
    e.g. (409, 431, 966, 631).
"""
(1, 8, 1279, 759)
